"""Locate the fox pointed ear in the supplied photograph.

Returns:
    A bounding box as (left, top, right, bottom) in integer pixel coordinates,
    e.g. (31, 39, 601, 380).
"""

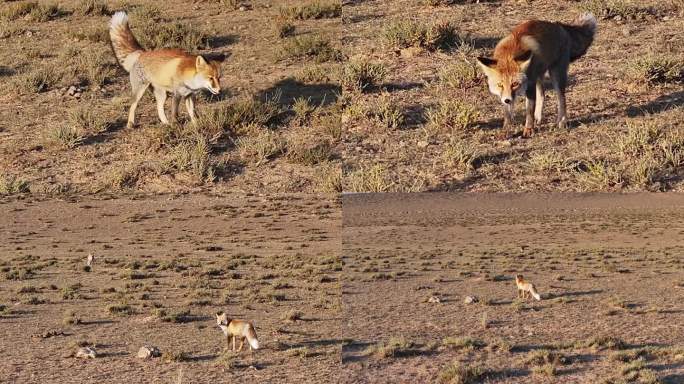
(476, 56, 497, 69)
(196, 55, 209, 69)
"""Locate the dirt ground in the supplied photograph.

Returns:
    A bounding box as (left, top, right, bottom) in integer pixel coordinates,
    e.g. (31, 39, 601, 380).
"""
(343, 193, 684, 383)
(0, 0, 341, 195)
(341, 0, 684, 192)
(0, 193, 341, 383)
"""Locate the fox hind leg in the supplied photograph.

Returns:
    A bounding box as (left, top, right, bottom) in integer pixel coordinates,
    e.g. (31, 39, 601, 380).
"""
(153, 87, 169, 125)
(127, 79, 149, 129)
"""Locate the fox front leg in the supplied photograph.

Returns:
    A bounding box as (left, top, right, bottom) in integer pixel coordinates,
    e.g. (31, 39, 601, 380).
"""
(502, 104, 514, 134)
(238, 337, 245, 352)
(185, 95, 197, 125)
(523, 85, 537, 138)
(232, 335, 236, 351)
(153, 87, 169, 125)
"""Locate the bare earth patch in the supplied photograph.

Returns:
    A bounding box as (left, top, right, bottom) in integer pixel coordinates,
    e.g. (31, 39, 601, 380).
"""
(343, 193, 684, 383)
(0, 193, 340, 383)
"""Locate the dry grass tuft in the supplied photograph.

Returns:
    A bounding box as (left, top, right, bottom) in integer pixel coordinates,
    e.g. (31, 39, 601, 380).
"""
(438, 362, 489, 384)
(341, 59, 386, 93)
(383, 20, 460, 51)
(278, 34, 343, 63)
(280, 2, 341, 20)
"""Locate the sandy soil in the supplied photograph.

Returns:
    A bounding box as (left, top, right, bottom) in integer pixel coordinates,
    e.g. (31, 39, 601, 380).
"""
(0, 193, 340, 383)
(343, 193, 684, 383)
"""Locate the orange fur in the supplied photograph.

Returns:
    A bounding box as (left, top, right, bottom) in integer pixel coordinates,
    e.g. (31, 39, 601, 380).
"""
(109, 11, 225, 128)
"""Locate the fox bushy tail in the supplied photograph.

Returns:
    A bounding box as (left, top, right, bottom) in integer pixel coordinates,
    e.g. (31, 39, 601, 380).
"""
(530, 286, 541, 301)
(563, 13, 597, 62)
(109, 11, 144, 72)
(247, 327, 260, 349)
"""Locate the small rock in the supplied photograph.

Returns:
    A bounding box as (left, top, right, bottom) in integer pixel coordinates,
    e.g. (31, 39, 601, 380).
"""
(613, 15, 623, 22)
(67, 86, 77, 96)
(427, 296, 441, 303)
(86, 253, 94, 267)
(239, 5, 247, 11)
(74, 92, 81, 99)
(76, 347, 96, 359)
(464, 295, 478, 304)
(621, 26, 631, 37)
(137, 345, 160, 359)
(417, 140, 429, 148)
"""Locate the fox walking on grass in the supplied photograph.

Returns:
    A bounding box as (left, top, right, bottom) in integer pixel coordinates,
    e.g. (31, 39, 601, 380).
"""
(216, 312, 260, 352)
(476, 13, 597, 137)
(109, 11, 225, 128)
(515, 274, 541, 301)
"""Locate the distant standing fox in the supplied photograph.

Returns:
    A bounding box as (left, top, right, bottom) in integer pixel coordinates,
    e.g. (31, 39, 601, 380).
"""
(216, 312, 260, 352)
(109, 11, 225, 128)
(476, 13, 597, 137)
(515, 274, 541, 301)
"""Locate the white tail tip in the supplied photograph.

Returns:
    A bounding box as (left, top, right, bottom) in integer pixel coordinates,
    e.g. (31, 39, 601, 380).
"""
(532, 292, 541, 301)
(249, 338, 260, 350)
(110, 11, 128, 28)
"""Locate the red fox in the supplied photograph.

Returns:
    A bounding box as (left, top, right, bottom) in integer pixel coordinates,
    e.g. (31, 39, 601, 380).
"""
(515, 274, 541, 301)
(216, 312, 260, 352)
(476, 13, 597, 137)
(109, 11, 225, 128)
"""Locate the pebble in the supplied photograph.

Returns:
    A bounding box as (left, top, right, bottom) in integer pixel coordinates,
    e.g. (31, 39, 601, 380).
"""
(464, 295, 478, 304)
(137, 345, 160, 359)
(427, 296, 441, 303)
(76, 347, 96, 359)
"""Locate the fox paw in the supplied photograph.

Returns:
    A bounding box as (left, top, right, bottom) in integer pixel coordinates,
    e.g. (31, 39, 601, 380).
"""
(522, 127, 534, 138)
(557, 118, 567, 130)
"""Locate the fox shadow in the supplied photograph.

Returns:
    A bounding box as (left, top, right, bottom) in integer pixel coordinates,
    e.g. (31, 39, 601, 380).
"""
(625, 90, 684, 117)
(257, 77, 340, 108)
(208, 34, 239, 49)
(0, 66, 14, 77)
(468, 35, 500, 50)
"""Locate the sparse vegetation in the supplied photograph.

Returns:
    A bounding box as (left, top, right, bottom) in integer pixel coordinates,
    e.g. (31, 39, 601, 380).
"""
(278, 35, 343, 63)
(383, 20, 459, 51)
(0, 174, 29, 195)
(280, 2, 341, 20)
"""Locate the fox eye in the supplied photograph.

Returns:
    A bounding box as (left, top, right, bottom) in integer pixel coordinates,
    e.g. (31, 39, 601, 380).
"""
(497, 82, 503, 89)
(511, 81, 520, 89)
